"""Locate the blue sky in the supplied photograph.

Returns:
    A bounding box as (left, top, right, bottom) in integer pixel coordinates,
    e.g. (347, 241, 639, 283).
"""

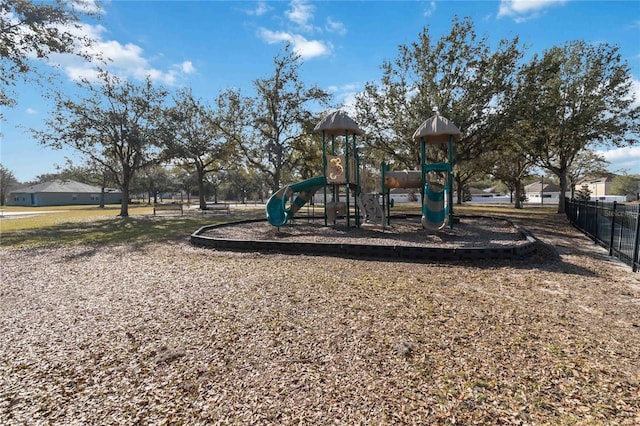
(2, 0, 639, 182)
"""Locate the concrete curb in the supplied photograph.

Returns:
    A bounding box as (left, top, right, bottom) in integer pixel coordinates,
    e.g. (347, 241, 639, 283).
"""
(190, 215, 538, 262)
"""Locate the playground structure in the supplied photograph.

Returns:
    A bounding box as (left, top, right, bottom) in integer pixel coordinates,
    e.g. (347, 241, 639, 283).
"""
(382, 114, 460, 230)
(195, 112, 538, 262)
(265, 111, 460, 231)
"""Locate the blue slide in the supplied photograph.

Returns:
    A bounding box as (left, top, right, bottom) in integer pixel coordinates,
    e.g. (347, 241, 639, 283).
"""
(265, 176, 326, 227)
(421, 181, 447, 231)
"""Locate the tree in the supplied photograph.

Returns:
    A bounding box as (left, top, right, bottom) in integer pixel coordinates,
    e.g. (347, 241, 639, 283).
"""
(610, 173, 640, 198)
(566, 150, 610, 199)
(224, 167, 252, 203)
(35, 70, 169, 217)
(289, 112, 324, 180)
(575, 184, 592, 201)
(487, 146, 534, 209)
(0, 164, 19, 205)
(137, 165, 173, 204)
(515, 40, 640, 213)
(1, 0, 96, 113)
(171, 167, 199, 204)
(165, 88, 236, 210)
(354, 17, 523, 206)
(243, 44, 331, 193)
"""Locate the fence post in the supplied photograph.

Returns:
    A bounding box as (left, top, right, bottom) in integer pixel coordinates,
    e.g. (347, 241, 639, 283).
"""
(618, 205, 625, 253)
(609, 201, 617, 256)
(632, 206, 640, 272)
(594, 200, 598, 243)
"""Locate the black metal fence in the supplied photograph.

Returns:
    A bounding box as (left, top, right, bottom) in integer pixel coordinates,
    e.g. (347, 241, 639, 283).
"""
(565, 198, 640, 272)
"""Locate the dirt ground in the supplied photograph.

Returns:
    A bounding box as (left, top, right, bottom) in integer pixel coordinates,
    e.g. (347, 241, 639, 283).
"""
(0, 210, 638, 424)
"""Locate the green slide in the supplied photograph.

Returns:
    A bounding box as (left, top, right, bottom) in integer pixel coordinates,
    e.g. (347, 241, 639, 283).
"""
(265, 175, 326, 227)
(421, 181, 447, 231)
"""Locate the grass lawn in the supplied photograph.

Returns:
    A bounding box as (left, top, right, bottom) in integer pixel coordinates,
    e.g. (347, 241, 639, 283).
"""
(0, 203, 263, 248)
(0, 202, 554, 249)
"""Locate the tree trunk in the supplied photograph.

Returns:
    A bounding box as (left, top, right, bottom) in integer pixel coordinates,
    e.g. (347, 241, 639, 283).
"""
(455, 175, 463, 205)
(273, 169, 281, 193)
(119, 171, 131, 217)
(514, 181, 523, 209)
(198, 177, 207, 210)
(120, 187, 130, 217)
(557, 173, 568, 213)
(100, 187, 105, 208)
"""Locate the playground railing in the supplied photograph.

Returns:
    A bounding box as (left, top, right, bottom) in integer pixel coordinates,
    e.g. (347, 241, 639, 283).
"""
(564, 198, 640, 272)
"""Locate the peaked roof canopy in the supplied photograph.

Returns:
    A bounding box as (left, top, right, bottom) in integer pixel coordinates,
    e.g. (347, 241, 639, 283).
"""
(314, 110, 364, 136)
(412, 114, 461, 144)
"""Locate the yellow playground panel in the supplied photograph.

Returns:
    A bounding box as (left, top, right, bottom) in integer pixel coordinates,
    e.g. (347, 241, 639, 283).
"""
(325, 155, 357, 185)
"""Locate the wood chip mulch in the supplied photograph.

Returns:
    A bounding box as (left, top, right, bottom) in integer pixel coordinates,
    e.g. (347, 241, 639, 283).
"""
(1, 212, 638, 424)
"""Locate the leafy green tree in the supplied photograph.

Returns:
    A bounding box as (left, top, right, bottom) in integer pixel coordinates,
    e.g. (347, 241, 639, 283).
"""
(0, 0, 96, 113)
(575, 184, 592, 201)
(243, 44, 331, 192)
(486, 145, 533, 209)
(0, 163, 19, 205)
(514, 40, 640, 213)
(246, 168, 270, 202)
(223, 167, 252, 203)
(566, 150, 610, 199)
(165, 88, 236, 210)
(171, 167, 199, 204)
(610, 173, 640, 197)
(289, 113, 324, 180)
(137, 165, 173, 204)
(35, 70, 170, 217)
(354, 16, 523, 204)
(206, 171, 225, 204)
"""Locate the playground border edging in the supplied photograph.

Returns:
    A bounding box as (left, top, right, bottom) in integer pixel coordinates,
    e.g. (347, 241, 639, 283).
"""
(190, 215, 538, 263)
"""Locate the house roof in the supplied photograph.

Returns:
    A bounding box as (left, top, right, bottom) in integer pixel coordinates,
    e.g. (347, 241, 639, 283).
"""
(468, 187, 499, 195)
(576, 174, 615, 186)
(10, 180, 120, 194)
(524, 181, 561, 193)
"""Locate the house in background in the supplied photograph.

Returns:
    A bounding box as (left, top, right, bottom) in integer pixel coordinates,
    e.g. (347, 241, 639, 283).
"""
(524, 181, 564, 203)
(575, 175, 614, 201)
(575, 175, 639, 202)
(7, 180, 122, 207)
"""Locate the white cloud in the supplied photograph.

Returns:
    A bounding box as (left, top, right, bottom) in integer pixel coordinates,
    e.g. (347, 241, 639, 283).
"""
(498, 0, 566, 21)
(245, 1, 270, 16)
(328, 83, 360, 93)
(258, 28, 331, 59)
(25, 108, 38, 115)
(286, 0, 315, 31)
(181, 61, 195, 74)
(596, 146, 640, 173)
(46, 22, 194, 86)
(69, 0, 105, 15)
(326, 82, 363, 115)
(326, 17, 346, 36)
(257, 1, 337, 59)
(423, 1, 437, 17)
